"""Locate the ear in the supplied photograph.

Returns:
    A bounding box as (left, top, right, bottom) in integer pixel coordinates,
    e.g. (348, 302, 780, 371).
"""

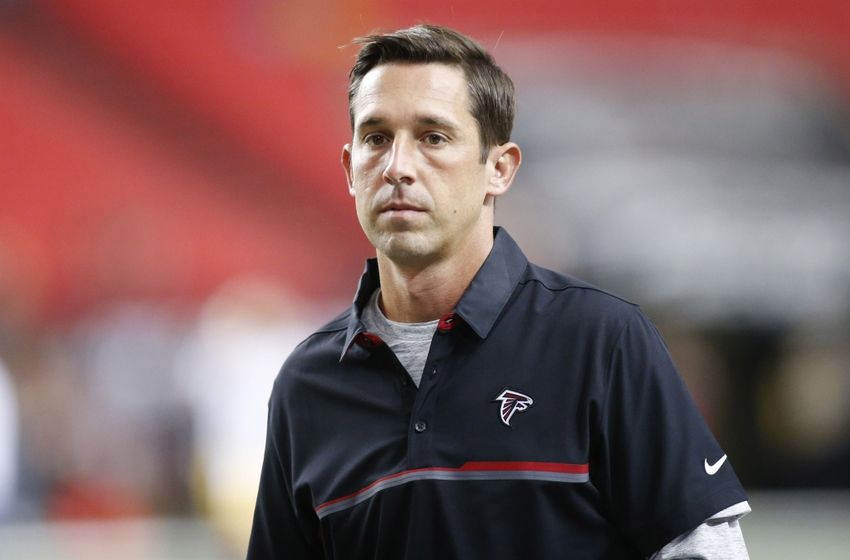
(341, 144, 355, 197)
(486, 142, 521, 199)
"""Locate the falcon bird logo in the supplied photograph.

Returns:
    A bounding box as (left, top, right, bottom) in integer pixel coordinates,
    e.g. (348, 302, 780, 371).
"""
(494, 389, 533, 426)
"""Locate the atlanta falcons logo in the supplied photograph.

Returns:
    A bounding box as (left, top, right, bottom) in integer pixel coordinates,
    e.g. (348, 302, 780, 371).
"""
(494, 389, 534, 426)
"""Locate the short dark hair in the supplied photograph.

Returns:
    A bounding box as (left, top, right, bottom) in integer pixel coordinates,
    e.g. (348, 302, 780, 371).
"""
(347, 24, 515, 162)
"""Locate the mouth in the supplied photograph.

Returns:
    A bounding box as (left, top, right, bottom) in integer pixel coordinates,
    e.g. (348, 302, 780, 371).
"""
(379, 202, 426, 214)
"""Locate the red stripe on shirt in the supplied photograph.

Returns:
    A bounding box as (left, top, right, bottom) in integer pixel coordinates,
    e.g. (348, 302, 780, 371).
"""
(315, 461, 589, 513)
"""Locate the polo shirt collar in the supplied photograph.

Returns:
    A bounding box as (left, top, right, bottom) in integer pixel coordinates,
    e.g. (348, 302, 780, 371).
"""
(455, 227, 528, 338)
(341, 227, 528, 359)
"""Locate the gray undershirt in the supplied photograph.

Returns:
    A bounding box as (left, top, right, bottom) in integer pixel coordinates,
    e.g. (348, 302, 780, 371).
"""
(360, 287, 750, 558)
(361, 288, 437, 387)
(652, 501, 751, 559)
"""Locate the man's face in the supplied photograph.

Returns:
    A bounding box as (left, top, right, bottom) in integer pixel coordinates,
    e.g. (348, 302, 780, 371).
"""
(343, 63, 500, 268)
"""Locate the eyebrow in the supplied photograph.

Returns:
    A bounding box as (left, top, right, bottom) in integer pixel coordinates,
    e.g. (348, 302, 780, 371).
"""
(356, 115, 461, 135)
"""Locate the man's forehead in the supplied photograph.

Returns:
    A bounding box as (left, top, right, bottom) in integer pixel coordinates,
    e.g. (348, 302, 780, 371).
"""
(351, 62, 472, 125)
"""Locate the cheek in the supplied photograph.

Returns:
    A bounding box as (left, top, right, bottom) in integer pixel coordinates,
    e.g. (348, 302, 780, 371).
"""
(354, 150, 384, 174)
(353, 188, 372, 214)
(349, 167, 376, 199)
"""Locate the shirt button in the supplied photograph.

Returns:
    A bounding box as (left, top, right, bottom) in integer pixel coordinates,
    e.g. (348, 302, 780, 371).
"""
(437, 314, 457, 332)
(414, 420, 428, 433)
(355, 332, 383, 349)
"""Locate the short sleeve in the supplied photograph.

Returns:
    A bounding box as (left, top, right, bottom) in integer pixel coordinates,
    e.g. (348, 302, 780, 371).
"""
(591, 310, 748, 556)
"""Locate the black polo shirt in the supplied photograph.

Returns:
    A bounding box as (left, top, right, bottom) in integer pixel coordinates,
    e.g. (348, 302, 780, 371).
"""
(248, 228, 747, 559)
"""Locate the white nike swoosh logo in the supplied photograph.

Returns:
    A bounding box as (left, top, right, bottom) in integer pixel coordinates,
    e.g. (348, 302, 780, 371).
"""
(704, 454, 728, 475)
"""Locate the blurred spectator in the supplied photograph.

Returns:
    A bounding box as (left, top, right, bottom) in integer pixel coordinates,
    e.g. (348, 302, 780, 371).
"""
(0, 358, 18, 519)
(175, 276, 318, 555)
(57, 303, 192, 518)
(0, 221, 46, 520)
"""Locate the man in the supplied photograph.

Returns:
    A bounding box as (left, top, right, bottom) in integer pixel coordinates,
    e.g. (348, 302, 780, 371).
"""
(248, 24, 750, 559)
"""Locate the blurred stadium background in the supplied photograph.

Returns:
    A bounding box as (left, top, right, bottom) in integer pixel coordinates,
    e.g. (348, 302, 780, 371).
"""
(1, 1, 849, 558)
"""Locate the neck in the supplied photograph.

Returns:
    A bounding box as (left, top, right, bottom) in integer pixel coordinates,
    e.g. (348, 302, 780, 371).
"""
(377, 229, 494, 323)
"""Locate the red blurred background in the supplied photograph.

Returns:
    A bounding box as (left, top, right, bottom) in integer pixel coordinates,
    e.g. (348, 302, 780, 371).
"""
(3, 0, 849, 322)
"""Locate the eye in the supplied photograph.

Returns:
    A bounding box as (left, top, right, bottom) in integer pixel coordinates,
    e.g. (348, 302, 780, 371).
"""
(422, 133, 447, 146)
(363, 134, 388, 147)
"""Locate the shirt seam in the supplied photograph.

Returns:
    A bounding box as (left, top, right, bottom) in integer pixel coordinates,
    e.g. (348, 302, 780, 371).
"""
(518, 277, 637, 308)
(599, 309, 638, 438)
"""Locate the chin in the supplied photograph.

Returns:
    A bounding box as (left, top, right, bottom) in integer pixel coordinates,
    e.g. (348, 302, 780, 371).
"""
(372, 230, 438, 266)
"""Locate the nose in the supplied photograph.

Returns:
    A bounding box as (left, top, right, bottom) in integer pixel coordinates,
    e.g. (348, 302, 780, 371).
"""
(383, 136, 415, 186)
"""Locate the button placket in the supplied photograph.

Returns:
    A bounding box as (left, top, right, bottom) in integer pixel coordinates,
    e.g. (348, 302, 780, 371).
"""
(406, 317, 462, 465)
